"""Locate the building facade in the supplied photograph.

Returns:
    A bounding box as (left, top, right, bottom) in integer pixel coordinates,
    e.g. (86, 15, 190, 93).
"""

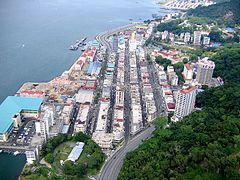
(193, 31, 201, 45)
(196, 57, 215, 85)
(173, 86, 197, 121)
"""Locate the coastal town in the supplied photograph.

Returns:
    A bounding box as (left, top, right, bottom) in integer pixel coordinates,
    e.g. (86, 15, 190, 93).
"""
(0, 0, 239, 179)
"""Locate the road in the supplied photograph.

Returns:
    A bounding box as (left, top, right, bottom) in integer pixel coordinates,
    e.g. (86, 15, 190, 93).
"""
(99, 125, 155, 180)
(106, 53, 118, 133)
(145, 52, 166, 118)
(136, 54, 148, 127)
(123, 40, 131, 142)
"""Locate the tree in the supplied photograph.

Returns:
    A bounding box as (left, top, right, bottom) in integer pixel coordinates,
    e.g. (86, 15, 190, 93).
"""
(119, 83, 240, 179)
(155, 56, 171, 70)
(183, 58, 188, 64)
(63, 160, 75, 175)
(173, 62, 184, 72)
(45, 153, 54, 164)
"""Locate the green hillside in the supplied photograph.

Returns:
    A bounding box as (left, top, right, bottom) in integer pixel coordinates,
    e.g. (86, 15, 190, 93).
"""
(118, 44, 240, 179)
(187, 0, 240, 26)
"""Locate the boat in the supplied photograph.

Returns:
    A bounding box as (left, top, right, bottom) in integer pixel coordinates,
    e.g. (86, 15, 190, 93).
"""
(69, 37, 87, 51)
(13, 151, 20, 156)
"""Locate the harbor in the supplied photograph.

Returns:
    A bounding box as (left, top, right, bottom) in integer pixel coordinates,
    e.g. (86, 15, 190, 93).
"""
(69, 37, 87, 50)
(0, 0, 175, 179)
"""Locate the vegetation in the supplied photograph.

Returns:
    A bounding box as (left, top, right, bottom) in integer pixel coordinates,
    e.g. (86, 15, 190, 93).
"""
(119, 43, 240, 179)
(188, 0, 240, 26)
(155, 56, 171, 70)
(119, 84, 240, 179)
(210, 44, 240, 84)
(157, 19, 194, 35)
(21, 132, 106, 179)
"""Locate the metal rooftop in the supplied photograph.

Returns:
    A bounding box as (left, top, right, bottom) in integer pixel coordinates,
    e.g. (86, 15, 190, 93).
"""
(0, 96, 43, 134)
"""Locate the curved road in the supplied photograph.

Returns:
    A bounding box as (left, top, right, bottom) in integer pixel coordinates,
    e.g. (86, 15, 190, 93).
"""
(99, 125, 155, 180)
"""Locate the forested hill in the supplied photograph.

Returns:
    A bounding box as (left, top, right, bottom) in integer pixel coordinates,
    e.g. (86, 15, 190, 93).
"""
(118, 44, 240, 179)
(187, 0, 240, 26)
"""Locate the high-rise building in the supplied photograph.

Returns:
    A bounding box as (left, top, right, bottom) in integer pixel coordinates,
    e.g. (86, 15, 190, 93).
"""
(193, 31, 201, 45)
(35, 108, 54, 142)
(129, 31, 137, 52)
(169, 32, 174, 42)
(162, 30, 168, 40)
(203, 36, 210, 45)
(184, 32, 191, 43)
(182, 64, 193, 83)
(196, 57, 215, 85)
(173, 86, 197, 121)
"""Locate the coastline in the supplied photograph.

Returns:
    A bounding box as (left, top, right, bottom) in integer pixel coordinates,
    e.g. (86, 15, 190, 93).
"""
(0, 1, 177, 179)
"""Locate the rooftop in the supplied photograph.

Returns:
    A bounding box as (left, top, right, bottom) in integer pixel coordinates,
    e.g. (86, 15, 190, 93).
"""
(68, 142, 85, 162)
(0, 96, 43, 134)
(180, 86, 197, 94)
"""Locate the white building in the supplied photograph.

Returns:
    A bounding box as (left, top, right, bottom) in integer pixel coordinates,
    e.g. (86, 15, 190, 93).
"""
(162, 30, 168, 40)
(193, 31, 201, 45)
(35, 108, 54, 142)
(131, 104, 142, 134)
(129, 32, 137, 52)
(182, 64, 193, 83)
(196, 57, 215, 85)
(170, 74, 179, 86)
(67, 142, 85, 162)
(203, 36, 210, 45)
(173, 86, 197, 121)
(95, 102, 109, 132)
(92, 132, 113, 150)
(184, 32, 191, 44)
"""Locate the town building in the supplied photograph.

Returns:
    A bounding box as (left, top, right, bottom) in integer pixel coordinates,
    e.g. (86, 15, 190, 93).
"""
(0, 96, 43, 142)
(35, 108, 54, 142)
(162, 30, 169, 40)
(182, 64, 193, 83)
(67, 142, 85, 162)
(173, 86, 197, 121)
(193, 31, 201, 45)
(184, 32, 191, 44)
(92, 132, 113, 150)
(203, 36, 210, 45)
(196, 57, 215, 85)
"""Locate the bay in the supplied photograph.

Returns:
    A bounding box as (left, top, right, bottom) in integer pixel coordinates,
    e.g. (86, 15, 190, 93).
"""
(0, 0, 172, 103)
(0, 0, 173, 179)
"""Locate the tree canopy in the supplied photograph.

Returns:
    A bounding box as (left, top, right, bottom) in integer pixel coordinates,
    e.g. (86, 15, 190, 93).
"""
(188, 0, 240, 26)
(118, 43, 240, 179)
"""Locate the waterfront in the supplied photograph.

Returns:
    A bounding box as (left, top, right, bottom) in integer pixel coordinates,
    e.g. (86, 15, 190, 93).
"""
(0, 152, 26, 180)
(0, 0, 173, 179)
(0, 0, 173, 103)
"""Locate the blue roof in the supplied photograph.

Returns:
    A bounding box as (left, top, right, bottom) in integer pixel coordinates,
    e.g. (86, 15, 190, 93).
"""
(0, 96, 43, 134)
(225, 27, 234, 33)
(87, 62, 102, 75)
(107, 63, 115, 68)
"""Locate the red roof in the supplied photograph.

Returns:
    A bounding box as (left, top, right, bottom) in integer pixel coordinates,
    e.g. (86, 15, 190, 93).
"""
(113, 123, 120, 127)
(165, 91, 173, 95)
(185, 64, 192, 70)
(167, 103, 175, 109)
(180, 86, 197, 94)
(77, 60, 83, 65)
(21, 90, 44, 95)
(162, 84, 170, 87)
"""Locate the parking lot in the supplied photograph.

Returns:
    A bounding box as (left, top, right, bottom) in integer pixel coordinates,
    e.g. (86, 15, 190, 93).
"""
(7, 119, 36, 147)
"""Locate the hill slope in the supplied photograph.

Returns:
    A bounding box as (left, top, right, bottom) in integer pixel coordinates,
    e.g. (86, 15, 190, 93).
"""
(187, 0, 240, 26)
(118, 44, 240, 179)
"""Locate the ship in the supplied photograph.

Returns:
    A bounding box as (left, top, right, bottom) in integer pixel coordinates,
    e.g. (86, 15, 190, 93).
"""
(13, 151, 20, 156)
(69, 37, 87, 51)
